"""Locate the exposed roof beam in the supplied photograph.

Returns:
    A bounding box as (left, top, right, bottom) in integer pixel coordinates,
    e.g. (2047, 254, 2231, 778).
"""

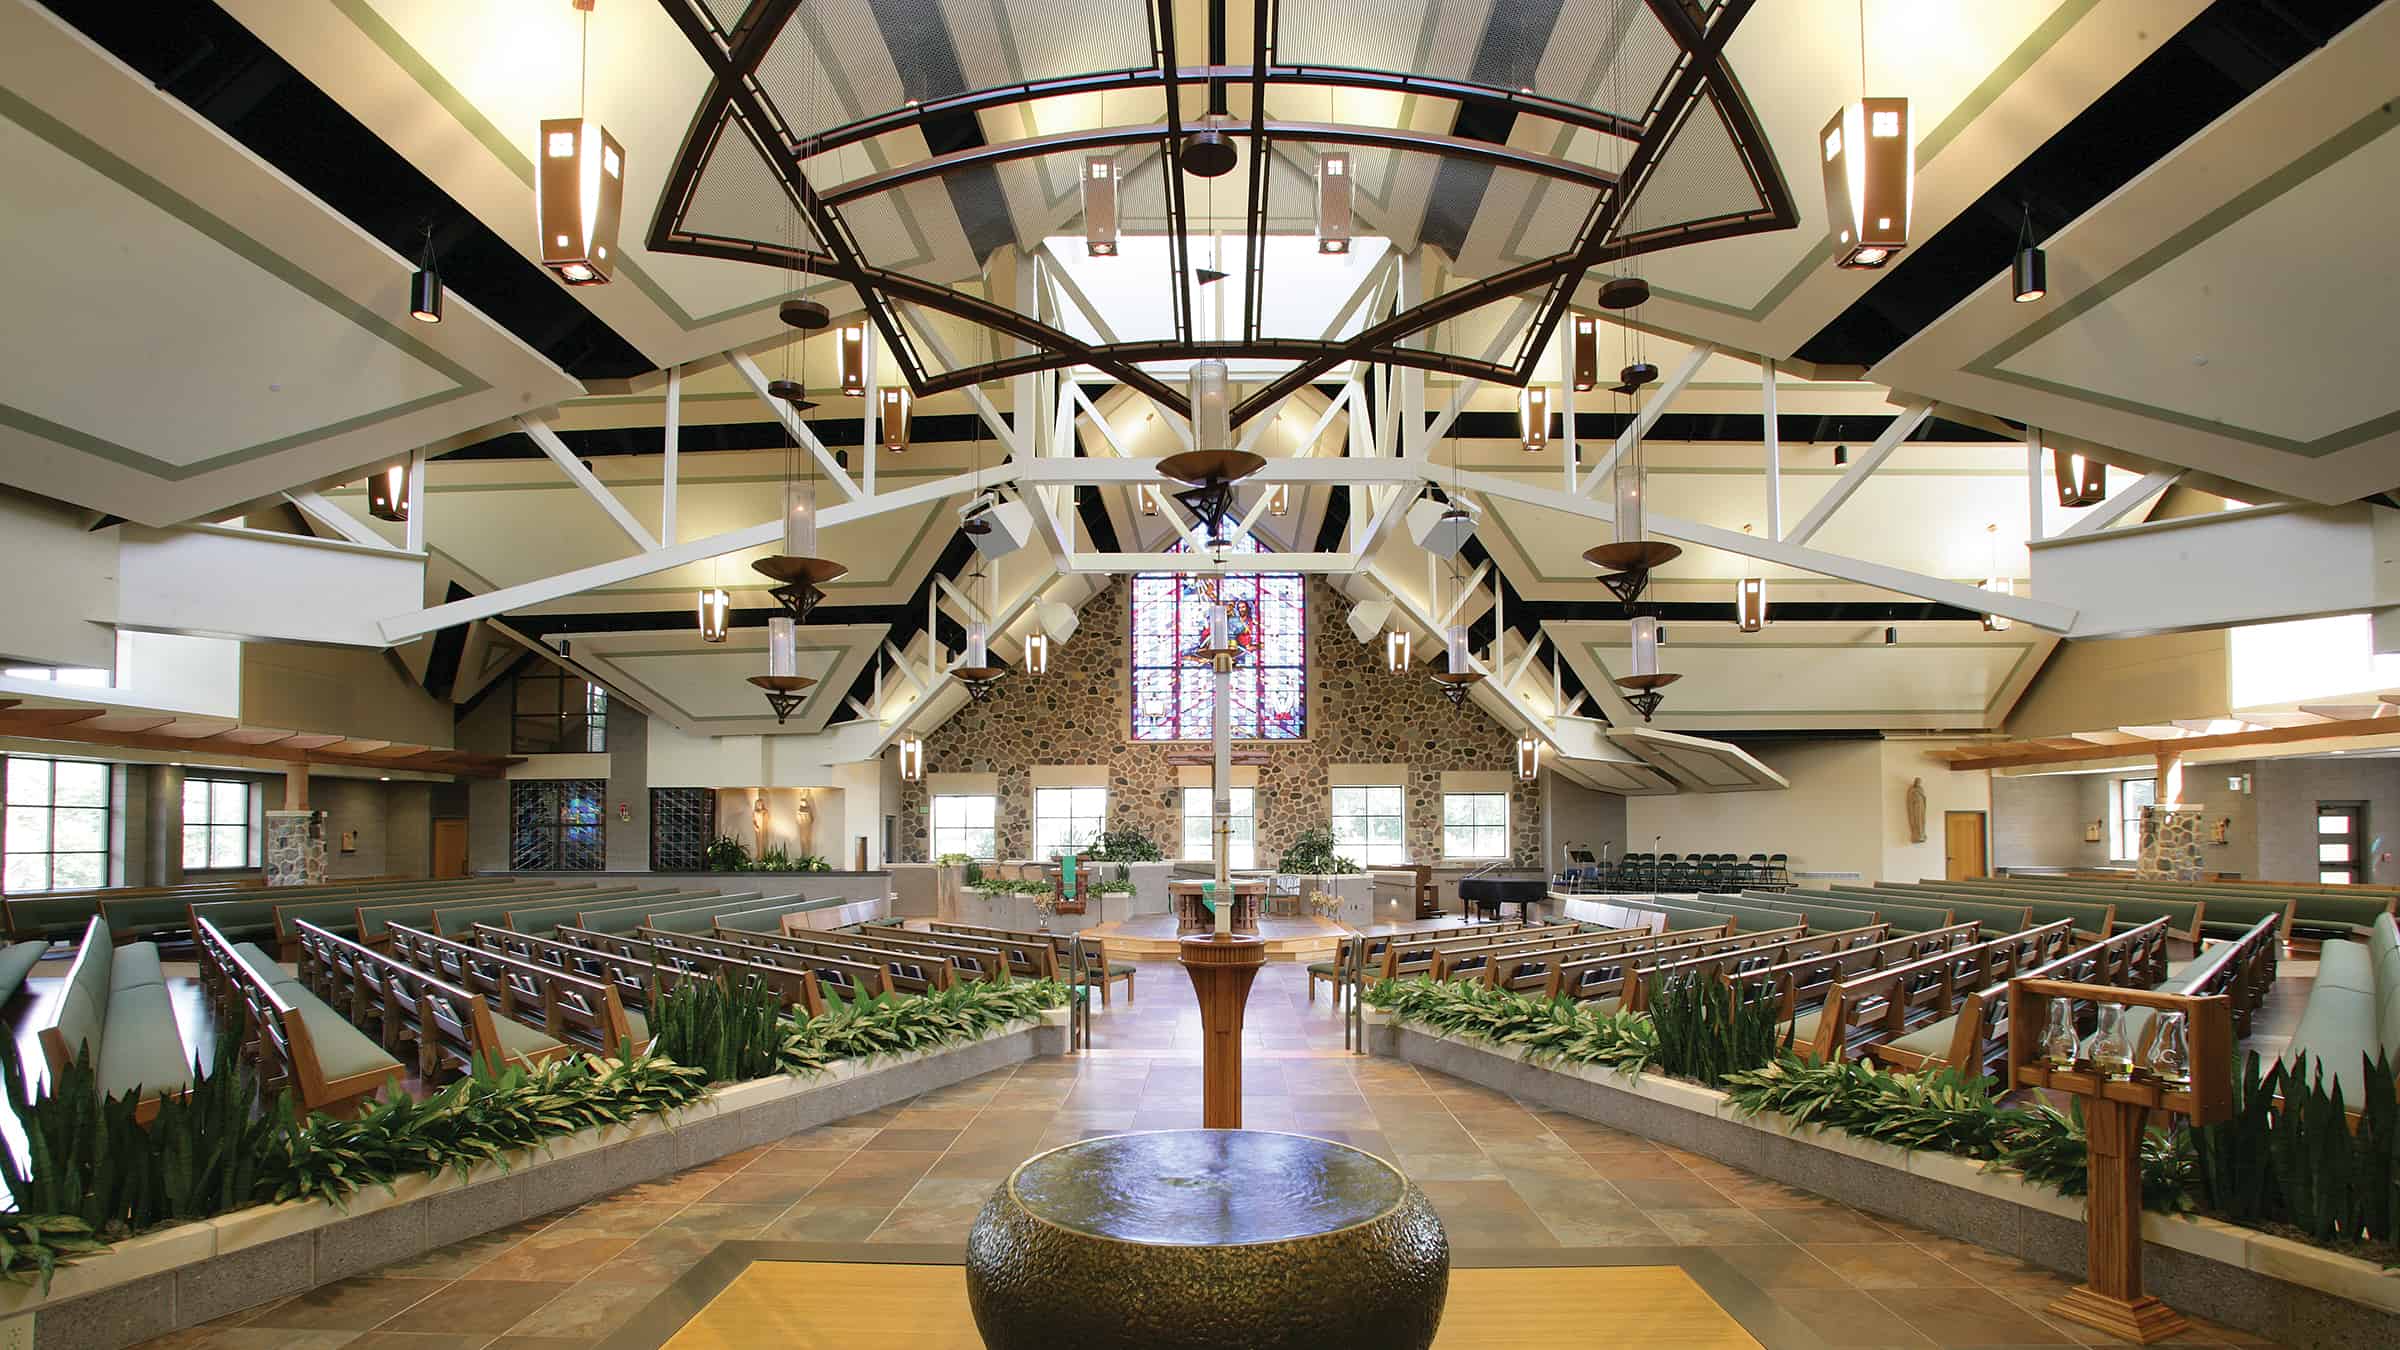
(282, 491, 391, 550)
(725, 353, 865, 500)
(2057, 469, 2182, 539)
(1581, 343, 1716, 491)
(1944, 713, 2400, 771)
(516, 418, 660, 553)
(1781, 401, 1932, 546)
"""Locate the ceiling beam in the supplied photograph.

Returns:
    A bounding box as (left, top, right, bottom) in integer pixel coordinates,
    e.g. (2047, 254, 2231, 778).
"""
(1781, 402, 1933, 546)
(725, 353, 865, 500)
(1944, 713, 2400, 771)
(0, 711, 512, 778)
(283, 491, 391, 550)
(516, 418, 660, 552)
(2057, 468, 2182, 539)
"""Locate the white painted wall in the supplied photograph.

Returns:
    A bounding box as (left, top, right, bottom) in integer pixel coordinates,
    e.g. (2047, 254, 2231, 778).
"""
(0, 486, 117, 669)
(1879, 740, 1992, 883)
(1626, 739, 1884, 885)
(114, 525, 422, 648)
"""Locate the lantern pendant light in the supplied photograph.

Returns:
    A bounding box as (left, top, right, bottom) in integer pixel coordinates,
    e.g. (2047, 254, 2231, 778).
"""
(1822, 5, 1910, 270)
(1385, 628, 1411, 673)
(838, 324, 867, 396)
(697, 585, 730, 643)
(952, 564, 1008, 702)
(1518, 386, 1550, 453)
(2053, 447, 2103, 508)
(537, 5, 623, 286)
(1570, 316, 1599, 391)
(1517, 736, 1541, 782)
(1734, 524, 1766, 633)
(1266, 483, 1289, 517)
(749, 615, 815, 723)
(1315, 151, 1353, 254)
(1981, 522, 2013, 632)
(1082, 156, 1119, 256)
(1025, 632, 1050, 675)
(1613, 613, 1679, 722)
(898, 736, 924, 782)
(366, 462, 410, 522)
(879, 387, 911, 451)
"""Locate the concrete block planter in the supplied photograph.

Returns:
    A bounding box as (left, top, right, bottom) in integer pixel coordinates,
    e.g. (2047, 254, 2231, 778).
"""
(2, 1019, 1051, 1350)
(1382, 1021, 2400, 1348)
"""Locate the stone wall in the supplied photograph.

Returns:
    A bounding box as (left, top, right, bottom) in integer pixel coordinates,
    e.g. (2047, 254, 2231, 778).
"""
(264, 810, 326, 886)
(2137, 804, 2206, 881)
(895, 578, 1540, 865)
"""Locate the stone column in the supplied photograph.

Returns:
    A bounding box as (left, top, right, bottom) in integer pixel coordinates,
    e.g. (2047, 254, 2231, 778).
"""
(265, 810, 327, 886)
(2136, 804, 2206, 881)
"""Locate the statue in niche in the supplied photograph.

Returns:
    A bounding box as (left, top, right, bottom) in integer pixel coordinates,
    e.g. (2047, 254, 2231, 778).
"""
(793, 791, 815, 858)
(752, 794, 769, 854)
(1906, 777, 1928, 844)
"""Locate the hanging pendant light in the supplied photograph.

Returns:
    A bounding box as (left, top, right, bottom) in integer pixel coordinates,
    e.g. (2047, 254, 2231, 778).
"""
(1265, 483, 1290, 517)
(1822, 3, 1909, 270)
(1158, 361, 1263, 548)
(1614, 613, 1679, 722)
(1429, 621, 1485, 711)
(408, 223, 443, 324)
(696, 585, 730, 643)
(749, 615, 816, 723)
(1082, 156, 1119, 256)
(1518, 386, 1550, 453)
(1583, 282, 1678, 606)
(1025, 632, 1050, 675)
(879, 387, 911, 451)
(1385, 628, 1411, 673)
(1981, 522, 2013, 632)
(366, 462, 410, 522)
(898, 736, 924, 782)
(1518, 736, 1541, 782)
(1571, 315, 1599, 391)
(2012, 200, 2047, 303)
(2053, 446, 2104, 508)
(1139, 484, 1161, 516)
(1734, 523, 1766, 633)
(1315, 152, 1352, 254)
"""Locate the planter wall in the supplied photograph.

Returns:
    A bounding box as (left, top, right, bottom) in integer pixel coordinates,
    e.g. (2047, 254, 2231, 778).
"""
(7, 1020, 1062, 1350)
(1373, 1017, 2399, 1349)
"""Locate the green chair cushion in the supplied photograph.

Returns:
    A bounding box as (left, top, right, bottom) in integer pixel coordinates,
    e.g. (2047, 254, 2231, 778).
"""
(95, 983, 193, 1099)
(0, 942, 47, 1005)
(1883, 1013, 1960, 1060)
(110, 943, 165, 992)
(1106, 962, 1137, 977)
(287, 994, 402, 1081)
(490, 1014, 567, 1065)
(1306, 961, 1339, 976)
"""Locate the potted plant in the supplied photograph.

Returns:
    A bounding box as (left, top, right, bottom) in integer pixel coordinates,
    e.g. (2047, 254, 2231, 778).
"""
(1278, 827, 1368, 924)
(705, 835, 751, 873)
(1083, 828, 1164, 862)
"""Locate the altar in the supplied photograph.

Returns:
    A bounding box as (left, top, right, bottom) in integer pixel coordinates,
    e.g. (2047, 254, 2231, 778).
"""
(1168, 878, 1266, 935)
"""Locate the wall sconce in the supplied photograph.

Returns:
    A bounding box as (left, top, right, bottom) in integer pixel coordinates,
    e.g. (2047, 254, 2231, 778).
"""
(1517, 735, 1540, 781)
(899, 736, 924, 782)
(838, 323, 867, 396)
(1385, 628, 1410, 672)
(1518, 386, 1550, 453)
(1315, 151, 1352, 254)
(1821, 97, 1910, 269)
(696, 586, 730, 643)
(1571, 315, 1598, 391)
(536, 118, 624, 285)
(879, 387, 911, 451)
(365, 462, 409, 522)
(1082, 156, 1118, 256)
(1025, 632, 1049, 675)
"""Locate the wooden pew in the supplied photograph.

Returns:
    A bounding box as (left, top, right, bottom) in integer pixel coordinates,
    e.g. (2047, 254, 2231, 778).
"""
(1428, 926, 1647, 983)
(1481, 925, 1730, 995)
(1870, 918, 2172, 1079)
(293, 921, 570, 1080)
(628, 928, 896, 1002)
(531, 924, 832, 1014)
(1376, 922, 1586, 980)
(1799, 920, 2077, 1065)
(389, 925, 644, 1056)
(811, 925, 1015, 985)
(1584, 925, 1892, 1016)
(922, 921, 1066, 980)
(1545, 924, 1829, 1005)
(194, 917, 403, 1118)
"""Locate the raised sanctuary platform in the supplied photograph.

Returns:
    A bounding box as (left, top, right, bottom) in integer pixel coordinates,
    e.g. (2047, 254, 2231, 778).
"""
(1086, 912, 1349, 961)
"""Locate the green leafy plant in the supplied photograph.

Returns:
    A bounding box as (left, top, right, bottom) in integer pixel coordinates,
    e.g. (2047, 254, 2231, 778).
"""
(1093, 863, 1135, 896)
(783, 979, 1068, 1074)
(704, 836, 752, 872)
(961, 860, 985, 887)
(2190, 1050, 2400, 1245)
(1082, 828, 1163, 862)
(935, 852, 975, 867)
(1277, 826, 1362, 875)
(648, 975, 788, 1083)
(0, 1214, 106, 1292)
(1364, 977, 1657, 1075)
(1647, 973, 1787, 1087)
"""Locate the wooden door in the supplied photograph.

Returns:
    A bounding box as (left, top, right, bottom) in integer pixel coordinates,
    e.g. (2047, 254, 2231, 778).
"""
(1943, 811, 1988, 881)
(2315, 801, 2366, 884)
(432, 819, 470, 879)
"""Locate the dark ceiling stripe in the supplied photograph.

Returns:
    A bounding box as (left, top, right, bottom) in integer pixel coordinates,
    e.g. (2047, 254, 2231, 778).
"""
(863, 0, 1015, 262)
(1418, 0, 1565, 255)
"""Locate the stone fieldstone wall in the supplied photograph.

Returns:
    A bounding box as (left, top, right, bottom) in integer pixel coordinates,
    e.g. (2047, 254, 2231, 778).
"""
(897, 578, 1541, 865)
(2137, 804, 2206, 881)
(264, 810, 327, 886)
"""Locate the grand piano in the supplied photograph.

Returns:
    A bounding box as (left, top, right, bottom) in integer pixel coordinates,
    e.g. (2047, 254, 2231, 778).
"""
(1457, 875, 1547, 923)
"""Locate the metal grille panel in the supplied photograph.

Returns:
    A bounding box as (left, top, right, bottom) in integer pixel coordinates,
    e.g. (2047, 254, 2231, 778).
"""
(1273, 0, 1677, 124)
(680, 120, 825, 251)
(511, 780, 606, 872)
(1610, 89, 1765, 245)
(650, 788, 717, 872)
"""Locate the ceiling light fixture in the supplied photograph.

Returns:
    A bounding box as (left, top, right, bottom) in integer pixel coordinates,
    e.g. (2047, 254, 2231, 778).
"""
(1182, 113, 1237, 178)
(749, 615, 814, 723)
(898, 736, 924, 782)
(1024, 631, 1049, 675)
(1981, 522, 2013, 632)
(1597, 277, 1650, 310)
(1081, 157, 1118, 256)
(408, 223, 442, 324)
(1431, 621, 1484, 711)
(1884, 626, 1898, 646)
(1139, 484, 1161, 516)
(2053, 446, 2103, 508)
(2012, 199, 2047, 303)
(1386, 628, 1411, 673)
(879, 387, 911, 451)
(1266, 483, 1290, 517)
(1517, 736, 1541, 781)
(1832, 444, 1849, 467)
(1316, 151, 1352, 254)
(696, 584, 730, 643)
(537, 5, 623, 286)
(1519, 386, 1550, 453)
(1823, 6, 1910, 270)
(1157, 360, 1263, 547)
(838, 323, 867, 396)
(952, 566, 1008, 702)
(1585, 293, 1678, 606)
(1571, 315, 1599, 390)
(365, 462, 410, 522)
(1615, 614, 1679, 722)
(1735, 525, 1765, 632)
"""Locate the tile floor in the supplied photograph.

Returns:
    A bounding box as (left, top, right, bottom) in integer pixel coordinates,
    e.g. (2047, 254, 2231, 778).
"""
(139, 960, 2282, 1350)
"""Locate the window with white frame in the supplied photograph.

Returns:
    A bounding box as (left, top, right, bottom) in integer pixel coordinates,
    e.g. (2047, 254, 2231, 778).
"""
(1181, 787, 1256, 870)
(2110, 777, 2156, 861)
(184, 777, 255, 871)
(1442, 792, 1510, 860)
(3, 757, 111, 892)
(1331, 786, 1407, 867)
(1034, 787, 1108, 858)
(931, 794, 998, 860)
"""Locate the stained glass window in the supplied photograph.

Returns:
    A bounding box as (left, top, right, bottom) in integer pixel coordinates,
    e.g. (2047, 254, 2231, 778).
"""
(512, 779, 606, 871)
(1130, 534, 1306, 741)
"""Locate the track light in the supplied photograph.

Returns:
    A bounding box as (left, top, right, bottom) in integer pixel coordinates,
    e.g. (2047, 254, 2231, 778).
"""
(696, 587, 730, 643)
(1822, 97, 1911, 269)
(839, 324, 867, 396)
(408, 225, 442, 324)
(365, 462, 409, 522)
(1082, 157, 1118, 256)
(2012, 201, 2046, 303)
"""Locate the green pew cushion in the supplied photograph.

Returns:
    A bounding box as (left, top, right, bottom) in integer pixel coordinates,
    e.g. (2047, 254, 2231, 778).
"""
(1787, 1008, 1821, 1047)
(2316, 940, 2375, 994)
(2283, 986, 2380, 1103)
(489, 1014, 567, 1066)
(1306, 961, 1338, 977)
(0, 942, 47, 1005)
(287, 995, 402, 1081)
(1882, 1012, 1960, 1061)
(1106, 962, 1137, 977)
(95, 983, 193, 1098)
(110, 942, 165, 991)
(231, 942, 294, 989)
